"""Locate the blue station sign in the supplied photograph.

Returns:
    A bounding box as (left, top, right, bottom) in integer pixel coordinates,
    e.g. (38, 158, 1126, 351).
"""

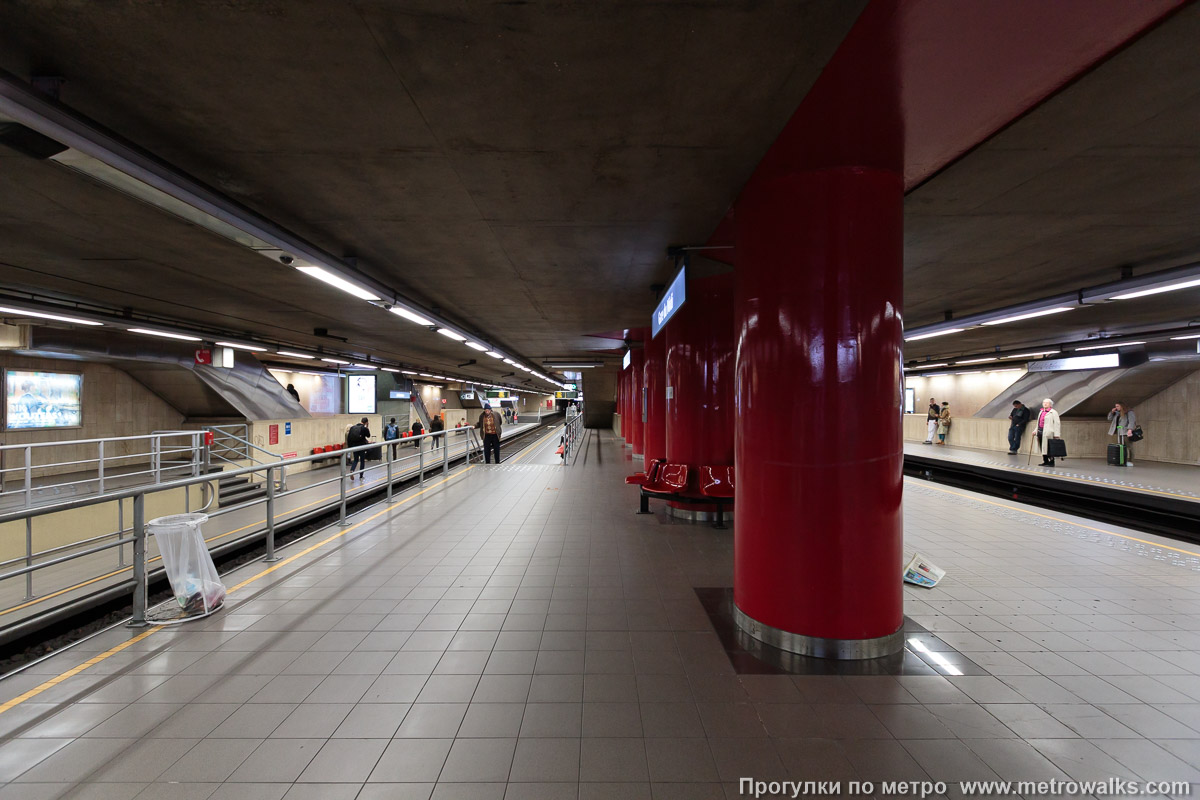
(651, 264, 686, 338)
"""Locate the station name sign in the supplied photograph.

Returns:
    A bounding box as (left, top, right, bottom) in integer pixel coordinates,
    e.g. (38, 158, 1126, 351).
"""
(651, 265, 686, 338)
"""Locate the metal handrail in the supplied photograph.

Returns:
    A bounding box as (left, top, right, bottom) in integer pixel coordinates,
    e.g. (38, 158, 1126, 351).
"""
(561, 411, 586, 465)
(0, 426, 479, 622)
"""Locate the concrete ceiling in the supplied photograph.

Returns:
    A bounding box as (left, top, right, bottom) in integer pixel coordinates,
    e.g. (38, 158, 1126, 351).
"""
(0, 0, 866, 379)
(0, 1, 1195, 377)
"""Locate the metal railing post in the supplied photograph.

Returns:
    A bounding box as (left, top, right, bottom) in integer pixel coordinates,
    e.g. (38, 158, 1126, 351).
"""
(338, 452, 349, 527)
(24, 516, 34, 600)
(264, 465, 277, 562)
(386, 445, 394, 503)
(98, 440, 106, 494)
(118, 498, 126, 567)
(152, 436, 161, 484)
(442, 432, 449, 475)
(24, 445, 32, 509)
(128, 494, 148, 627)
(418, 441, 424, 487)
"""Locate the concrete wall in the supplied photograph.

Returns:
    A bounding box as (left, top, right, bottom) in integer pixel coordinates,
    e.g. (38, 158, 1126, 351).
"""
(906, 369, 1025, 419)
(1121, 369, 1200, 465)
(248, 414, 383, 473)
(903, 413, 1113, 458)
(1, 353, 186, 480)
(583, 368, 617, 429)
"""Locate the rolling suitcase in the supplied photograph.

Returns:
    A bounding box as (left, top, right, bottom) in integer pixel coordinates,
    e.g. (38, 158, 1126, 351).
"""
(1107, 442, 1126, 466)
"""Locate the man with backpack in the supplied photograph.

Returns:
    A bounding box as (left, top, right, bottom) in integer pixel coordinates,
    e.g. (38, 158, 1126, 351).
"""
(346, 417, 371, 480)
(383, 417, 400, 460)
(429, 412, 445, 449)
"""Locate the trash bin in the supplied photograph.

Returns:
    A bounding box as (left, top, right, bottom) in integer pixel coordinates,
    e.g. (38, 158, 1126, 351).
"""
(148, 513, 226, 621)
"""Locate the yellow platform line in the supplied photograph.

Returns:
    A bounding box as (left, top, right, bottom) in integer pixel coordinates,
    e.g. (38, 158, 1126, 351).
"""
(908, 478, 1200, 559)
(0, 466, 474, 715)
(510, 424, 564, 464)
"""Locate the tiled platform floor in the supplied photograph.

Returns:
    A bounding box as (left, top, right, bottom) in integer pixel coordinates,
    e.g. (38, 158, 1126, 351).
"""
(2, 431, 1199, 799)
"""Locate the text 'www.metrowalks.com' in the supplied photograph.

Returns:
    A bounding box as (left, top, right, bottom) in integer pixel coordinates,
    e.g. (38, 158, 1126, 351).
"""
(739, 779, 1194, 798)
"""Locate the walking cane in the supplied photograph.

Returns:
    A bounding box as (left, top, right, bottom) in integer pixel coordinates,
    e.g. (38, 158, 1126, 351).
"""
(1027, 429, 1036, 465)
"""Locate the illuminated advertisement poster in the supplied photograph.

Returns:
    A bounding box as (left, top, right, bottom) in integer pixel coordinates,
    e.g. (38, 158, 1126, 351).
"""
(6, 370, 83, 429)
(348, 375, 377, 414)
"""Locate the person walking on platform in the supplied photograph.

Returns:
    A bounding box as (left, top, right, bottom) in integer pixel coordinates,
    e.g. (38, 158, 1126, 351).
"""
(1107, 402, 1138, 465)
(924, 398, 939, 444)
(477, 403, 503, 464)
(1036, 398, 1062, 467)
(935, 402, 951, 445)
(383, 417, 400, 460)
(411, 416, 423, 448)
(1008, 400, 1030, 454)
(346, 417, 371, 480)
(429, 412, 445, 449)
(285, 383, 300, 403)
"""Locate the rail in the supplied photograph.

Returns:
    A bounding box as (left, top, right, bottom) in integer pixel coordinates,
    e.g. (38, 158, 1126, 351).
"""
(0, 426, 479, 627)
(0, 430, 204, 510)
(204, 424, 287, 491)
(561, 411, 586, 465)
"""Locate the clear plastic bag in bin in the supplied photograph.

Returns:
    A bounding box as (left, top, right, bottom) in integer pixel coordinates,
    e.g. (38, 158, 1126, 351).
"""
(148, 513, 226, 616)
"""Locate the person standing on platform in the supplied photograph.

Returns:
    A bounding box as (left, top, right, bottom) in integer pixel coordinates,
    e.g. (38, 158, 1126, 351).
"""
(924, 398, 939, 444)
(285, 383, 300, 403)
(936, 402, 951, 445)
(411, 416, 423, 448)
(1037, 398, 1062, 467)
(477, 403, 503, 464)
(383, 417, 400, 460)
(1107, 402, 1137, 465)
(1008, 400, 1031, 454)
(346, 417, 370, 481)
(429, 412, 445, 449)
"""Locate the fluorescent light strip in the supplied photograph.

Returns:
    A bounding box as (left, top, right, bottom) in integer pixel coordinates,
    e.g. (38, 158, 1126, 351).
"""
(216, 341, 266, 352)
(1110, 278, 1200, 300)
(486, 351, 504, 359)
(419, 373, 433, 377)
(956, 357, 997, 365)
(980, 307, 1073, 326)
(352, 363, 376, 369)
(381, 367, 400, 373)
(503, 358, 516, 365)
(129, 327, 201, 341)
(906, 637, 963, 676)
(437, 329, 466, 342)
(0, 305, 103, 326)
(1170, 333, 1200, 340)
(1002, 351, 1058, 359)
(909, 363, 949, 370)
(905, 328, 964, 342)
(277, 350, 315, 359)
(466, 342, 488, 352)
(295, 266, 380, 301)
(390, 306, 433, 326)
(1075, 341, 1145, 351)
(321, 358, 350, 364)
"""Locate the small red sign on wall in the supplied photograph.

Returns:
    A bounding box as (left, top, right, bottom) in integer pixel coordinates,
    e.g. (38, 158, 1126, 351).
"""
(268, 424, 279, 445)
(282, 451, 297, 459)
(194, 348, 212, 365)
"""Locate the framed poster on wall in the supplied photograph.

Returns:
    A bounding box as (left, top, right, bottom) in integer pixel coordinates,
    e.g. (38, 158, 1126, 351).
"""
(348, 375, 377, 414)
(5, 370, 83, 429)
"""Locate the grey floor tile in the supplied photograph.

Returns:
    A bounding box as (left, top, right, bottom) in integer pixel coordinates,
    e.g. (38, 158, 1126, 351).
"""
(271, 703, 353, 738)
(579, 736, 647, 782)
(644, 738, 718, 783)
(226, 738, 323, 782)
(510, 737, 581, 782)
(439, 737, 518, 782)
(159, 738, 259, 783)
(14, 737, 137, 783)
(209, 703, 295, 738)
(296, 738, 389, 782)
(460, 703, 527, 738)
(396, 703, 469, 738)
(369, 739, 453, 782)
(520, 703, 582, 737)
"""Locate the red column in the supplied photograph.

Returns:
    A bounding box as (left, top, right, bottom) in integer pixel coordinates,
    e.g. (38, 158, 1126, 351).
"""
(616, 366, 626, 440)
(665, 273, 735, 517)
(643, 329, 666, 464)
(666, 272, 735, 467)
(734, 167, 904, 658)
(628, 348, 645, 459)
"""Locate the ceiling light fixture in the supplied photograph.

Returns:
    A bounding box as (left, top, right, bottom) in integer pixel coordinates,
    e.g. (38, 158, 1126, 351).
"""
(216, 341, 266, 352)
(295, 266, 380, 301)
(381, 367, 400, 373)
(908, 363, 949, 370)
(389, 306, 433, 326)
(1109, 278, 1200, 300)
(437, 329, 466, 342)
(1002, 351, 1059, 359)
(1170, 333, 1200, 340)
(128, 327, 201, 341)
(465, 342, 488, 352)
(980, 307, 1073, 326)
(1074, 341, 1146, 351)
(402, 370, 417, 375)
(0, 304, 104, 326)
(277, 350, 315, 359)
(905, 328, 964, 342)
(321, 357, 350, 364)
(486, 351, 504, 359)
(956, 357, 997, 365)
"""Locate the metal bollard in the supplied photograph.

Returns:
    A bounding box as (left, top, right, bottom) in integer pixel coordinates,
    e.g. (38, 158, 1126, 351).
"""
(264, 466, 278, 562)
(386, 446, 394, 503)
(338, 453, 349, 527)
(128, 494, 148, 627)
